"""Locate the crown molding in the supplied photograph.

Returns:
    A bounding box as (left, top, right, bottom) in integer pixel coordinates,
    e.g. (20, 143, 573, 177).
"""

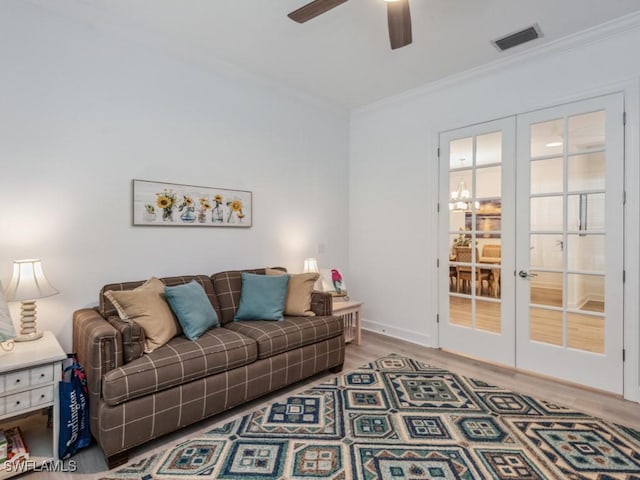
(21, 0, 349, 117)
(353, 11, 640, 117)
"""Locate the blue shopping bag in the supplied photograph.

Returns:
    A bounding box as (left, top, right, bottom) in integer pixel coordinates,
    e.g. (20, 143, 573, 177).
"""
(58, 354, 91, 459)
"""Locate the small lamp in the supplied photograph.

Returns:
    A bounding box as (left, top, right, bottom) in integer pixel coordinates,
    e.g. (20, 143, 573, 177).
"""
(303, 258, 319, 273)
(4, 259, 58, 342)
(303, 258, 324, 291)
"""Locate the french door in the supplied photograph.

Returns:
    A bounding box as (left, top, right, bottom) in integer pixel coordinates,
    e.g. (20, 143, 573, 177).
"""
(515, 95, 624, 393)
(438, 117, 516, 366)
(438, 94, 624, 394)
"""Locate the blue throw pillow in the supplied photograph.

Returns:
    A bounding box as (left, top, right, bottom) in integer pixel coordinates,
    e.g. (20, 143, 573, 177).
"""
(234, 273, 290, 321)
(164, 281, 219, 340)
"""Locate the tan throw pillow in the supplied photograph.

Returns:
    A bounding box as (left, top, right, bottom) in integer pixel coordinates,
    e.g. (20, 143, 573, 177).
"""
(266, 268, 319, 317)
(104, 277, 180, 353)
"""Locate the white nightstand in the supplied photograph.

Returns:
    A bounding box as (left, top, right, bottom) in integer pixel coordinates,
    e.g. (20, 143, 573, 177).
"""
(332, 300, 362, 345)
(0, 331, 65, 478)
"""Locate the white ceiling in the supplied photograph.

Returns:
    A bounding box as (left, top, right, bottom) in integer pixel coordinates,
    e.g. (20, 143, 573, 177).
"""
(30, 0, 640, 108)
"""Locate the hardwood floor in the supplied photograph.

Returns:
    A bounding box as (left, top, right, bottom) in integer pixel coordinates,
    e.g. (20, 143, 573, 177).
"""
(449, 288, 606, 353)
(31, 330, 640, 479)
(449, 295, 501, 333)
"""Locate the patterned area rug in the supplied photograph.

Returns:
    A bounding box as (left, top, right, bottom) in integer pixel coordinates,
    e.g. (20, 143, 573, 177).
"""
(102, 354, 640, 479)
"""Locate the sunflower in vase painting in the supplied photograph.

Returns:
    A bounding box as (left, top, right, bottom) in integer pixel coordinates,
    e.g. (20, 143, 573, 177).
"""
(156, 189, 177, 222)
(178, 195, 197, 223)
(212, 194, 224, 223)
(197, 197, 212, 223)
(226, 198, 244, 224)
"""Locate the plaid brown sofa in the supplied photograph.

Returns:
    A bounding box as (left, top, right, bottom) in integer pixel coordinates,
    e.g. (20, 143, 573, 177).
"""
(72, 269, 344, 469)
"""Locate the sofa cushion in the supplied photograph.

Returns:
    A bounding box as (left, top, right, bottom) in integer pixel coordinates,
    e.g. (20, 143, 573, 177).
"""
(102, 328, 257, 406)
(211, 268, 268, 325)
(165, 281, 219, 340)
(100, 275, 221, 322)
(234, 273, 290, 321)
(266, 269, 319, 317)
(224, 315, 343, 359)
(105, 277, 181, 353)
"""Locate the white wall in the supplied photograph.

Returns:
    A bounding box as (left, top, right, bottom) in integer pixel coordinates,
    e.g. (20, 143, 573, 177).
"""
(0, 1, 350, 351)
(350, 21, 640, 398)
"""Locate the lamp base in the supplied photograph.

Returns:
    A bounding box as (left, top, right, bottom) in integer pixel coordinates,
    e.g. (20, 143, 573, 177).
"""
(14, 331, 43, 342)
(17, 300, 42, 342)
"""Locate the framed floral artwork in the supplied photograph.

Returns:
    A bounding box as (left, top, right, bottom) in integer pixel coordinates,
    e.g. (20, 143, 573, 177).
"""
(319, 268, 347, 297)
(132, 179, 252, 227)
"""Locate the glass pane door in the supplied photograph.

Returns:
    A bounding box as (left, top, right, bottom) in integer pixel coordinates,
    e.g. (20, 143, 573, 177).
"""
(515, 94, 624, 394)
(439, 118, 515, 366)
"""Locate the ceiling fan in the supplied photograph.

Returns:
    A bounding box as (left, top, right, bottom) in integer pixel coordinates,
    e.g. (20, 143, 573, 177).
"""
(288, 0, 412, 50)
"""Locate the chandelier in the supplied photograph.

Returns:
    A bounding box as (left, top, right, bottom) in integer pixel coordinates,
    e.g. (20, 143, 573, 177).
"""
(449, 158, 471, 211)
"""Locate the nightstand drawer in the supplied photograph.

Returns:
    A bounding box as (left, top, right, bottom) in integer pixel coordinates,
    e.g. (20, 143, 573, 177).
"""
(0, 331, 66, 475)
(5, 391, 30, 414)
(31, 364, 54, 386)
(31, 385, 53, 407)
(4, 370, 29, 392)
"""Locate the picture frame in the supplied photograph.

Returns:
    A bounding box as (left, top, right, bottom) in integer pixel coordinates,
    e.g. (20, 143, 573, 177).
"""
(0, 281, 16, 351)
(464, 200, 501, 238)
(319, 268, 347, 296)
(465, 213, 501, 239)
(132, 179, 252, 227)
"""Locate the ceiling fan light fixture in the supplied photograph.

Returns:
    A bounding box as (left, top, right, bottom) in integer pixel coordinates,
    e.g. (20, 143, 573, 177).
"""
(287, 0, 349, 23)
(288, 0, 413, 50)
(387, 0, 412, 49)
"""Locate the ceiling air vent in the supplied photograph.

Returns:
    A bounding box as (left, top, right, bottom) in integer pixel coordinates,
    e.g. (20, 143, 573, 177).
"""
(492, 24, 542, 52)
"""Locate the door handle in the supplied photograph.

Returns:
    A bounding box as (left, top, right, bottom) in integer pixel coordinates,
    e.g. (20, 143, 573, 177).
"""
(518, 270, 538, 279)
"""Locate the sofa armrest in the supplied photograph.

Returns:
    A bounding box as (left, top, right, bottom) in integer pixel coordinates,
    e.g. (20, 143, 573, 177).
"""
(311, 291, 333, 316)
(107, 316, 145, 364)
(73, 308, 122, 435)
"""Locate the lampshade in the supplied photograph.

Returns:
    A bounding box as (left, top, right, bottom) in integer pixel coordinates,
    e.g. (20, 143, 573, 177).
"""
(4, 259, 58, 342)
(5, 259, 59, 302)
(303, 258, 319, 273)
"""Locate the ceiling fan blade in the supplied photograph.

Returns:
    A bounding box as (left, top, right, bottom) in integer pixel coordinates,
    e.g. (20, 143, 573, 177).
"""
(387, 0, 412, 49)
(288, 0, 349, 23)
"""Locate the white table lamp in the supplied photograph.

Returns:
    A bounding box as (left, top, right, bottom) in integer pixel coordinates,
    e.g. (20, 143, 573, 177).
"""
(4, 259, 58, 342)
(303, 258, 324, 291)
(303, 258, 319, 273)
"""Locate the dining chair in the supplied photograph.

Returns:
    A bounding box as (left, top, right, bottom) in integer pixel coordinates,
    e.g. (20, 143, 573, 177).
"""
(455, 246, 491, 295)
(482, 244, 501, 259)
(480, 243, 501, 297)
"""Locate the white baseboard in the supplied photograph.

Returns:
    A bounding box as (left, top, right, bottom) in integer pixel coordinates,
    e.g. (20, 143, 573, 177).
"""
(361, 318, 433, 348)
(569, 294, 605, 310)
